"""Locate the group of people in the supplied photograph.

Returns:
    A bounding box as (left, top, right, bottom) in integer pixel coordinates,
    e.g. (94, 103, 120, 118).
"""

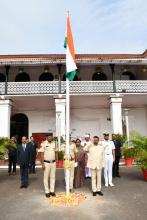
(7, 132, 122, 198)
(38, 132, 122, 198)
(8, 136, 37, 185)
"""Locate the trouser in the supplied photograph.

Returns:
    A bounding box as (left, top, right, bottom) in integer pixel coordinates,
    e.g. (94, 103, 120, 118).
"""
(8, 156, 16, 173)
(64, 161, 75, 190)
(20, 165, 29, 186)
(91, 168, 102, 192)
(104, 155, 113, 185)
(44, 162, 56, 194)
(29, 159, 36, 173)
(113, 156, 121, 177)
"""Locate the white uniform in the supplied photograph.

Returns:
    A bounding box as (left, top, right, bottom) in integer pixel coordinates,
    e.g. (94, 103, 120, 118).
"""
(101, 140, 115, 186)
(81, 140, 92, 177)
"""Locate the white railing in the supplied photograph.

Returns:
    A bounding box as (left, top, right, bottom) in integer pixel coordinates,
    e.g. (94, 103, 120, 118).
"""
(0, 80, 147, 95)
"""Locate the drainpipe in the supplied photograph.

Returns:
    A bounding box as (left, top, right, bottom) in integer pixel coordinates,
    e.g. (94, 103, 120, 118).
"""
(5, 65, 10, 95)
(57, 64, 62, 94)
(110, 64, 116, 93)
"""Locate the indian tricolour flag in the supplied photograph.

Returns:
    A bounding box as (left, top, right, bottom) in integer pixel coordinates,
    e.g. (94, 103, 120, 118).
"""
(64, 15, 77, 80)
(64, 14, 77, 195)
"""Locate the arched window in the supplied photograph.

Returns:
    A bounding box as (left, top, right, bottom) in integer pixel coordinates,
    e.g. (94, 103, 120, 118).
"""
(15, 73, 30, 82)
(0, 73, 6, 82)
(10, 113, 29, 144)
(62, 73, 79, 81)
(121, 71, 135, 80)
(39, 72, 54, 81)
(92, 72, 107, 81)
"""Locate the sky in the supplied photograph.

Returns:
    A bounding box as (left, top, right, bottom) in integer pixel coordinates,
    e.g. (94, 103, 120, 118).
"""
(0, 0, 146, 54)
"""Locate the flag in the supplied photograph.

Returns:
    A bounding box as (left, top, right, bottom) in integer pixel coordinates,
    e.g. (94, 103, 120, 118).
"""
(64, 15, 77, 81)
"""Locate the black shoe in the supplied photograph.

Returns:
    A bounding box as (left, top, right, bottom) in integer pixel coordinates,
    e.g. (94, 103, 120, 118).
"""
(20, 185, 25, 188)
(50, 192, 56, 197)
(24, 185, 28, 188)
(45, 193, 50, 198)
(97, 191, 103, 196)
(92, 192, 97, 196)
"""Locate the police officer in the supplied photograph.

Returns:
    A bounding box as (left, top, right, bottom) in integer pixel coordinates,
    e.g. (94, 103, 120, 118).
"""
(61, 141, 78, 193)
(38, 133, 58, 198)
(101, 133, 115, 187)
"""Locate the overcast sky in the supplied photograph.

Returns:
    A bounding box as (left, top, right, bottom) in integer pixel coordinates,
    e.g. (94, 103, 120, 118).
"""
(0, 0, 146, 54)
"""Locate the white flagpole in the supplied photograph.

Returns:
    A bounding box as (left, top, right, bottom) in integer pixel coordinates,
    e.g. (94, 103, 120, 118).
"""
(65, 78, 70, 195)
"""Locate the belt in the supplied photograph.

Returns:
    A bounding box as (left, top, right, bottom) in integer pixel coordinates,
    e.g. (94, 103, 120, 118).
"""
(44, 160, 56, 163)
(106, 154, 112, 155)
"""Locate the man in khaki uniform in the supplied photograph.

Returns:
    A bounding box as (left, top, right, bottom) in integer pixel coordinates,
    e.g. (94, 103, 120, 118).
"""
(61, 141, 78, 193)
(38, 133, 58, 198)
(84, 136, 104, 196)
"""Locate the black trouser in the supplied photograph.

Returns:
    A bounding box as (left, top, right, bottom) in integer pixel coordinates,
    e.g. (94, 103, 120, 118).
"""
(29, 159, 36, 173)
(8, 156, 16, 173)
(20, 165, 29, 186)
(113, 156, 121, 177)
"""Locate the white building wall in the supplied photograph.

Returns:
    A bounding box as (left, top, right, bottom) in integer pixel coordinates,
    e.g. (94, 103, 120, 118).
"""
(127, 107, 147, 135)
(13, 110, 56, 138)
(12, 106, 147, 140)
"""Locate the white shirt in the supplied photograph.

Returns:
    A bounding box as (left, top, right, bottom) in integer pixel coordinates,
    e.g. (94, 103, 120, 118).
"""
(101, 140, 115, 155)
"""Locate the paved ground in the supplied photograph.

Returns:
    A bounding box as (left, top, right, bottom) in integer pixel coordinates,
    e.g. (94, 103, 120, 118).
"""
(0, 166, 147, 220)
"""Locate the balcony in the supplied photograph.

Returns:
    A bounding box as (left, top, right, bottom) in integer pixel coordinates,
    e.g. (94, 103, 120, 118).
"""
(0, 80, 147, 96)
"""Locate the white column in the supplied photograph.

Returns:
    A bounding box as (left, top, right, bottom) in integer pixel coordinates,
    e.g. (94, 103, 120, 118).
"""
(55, 98, 66, 149)
(0, 99, 12, 137)
(123, 109, 130, 144)
(109, 95, 123, 134)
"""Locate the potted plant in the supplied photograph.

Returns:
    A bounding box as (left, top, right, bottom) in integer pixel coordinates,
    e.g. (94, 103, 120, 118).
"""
(0, 137, 16, 165)
(54, 136, 65, 168)
(131, 132, 147, 181)
(123, 147, 136, 166)
(57, 151, 63, 168)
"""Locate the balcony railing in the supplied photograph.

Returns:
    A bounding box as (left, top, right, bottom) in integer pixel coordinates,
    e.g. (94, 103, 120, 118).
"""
(0, 80, 147, 95)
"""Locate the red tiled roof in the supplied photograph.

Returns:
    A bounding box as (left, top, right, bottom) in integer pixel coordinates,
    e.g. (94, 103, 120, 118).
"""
(0, 50, 147, 60)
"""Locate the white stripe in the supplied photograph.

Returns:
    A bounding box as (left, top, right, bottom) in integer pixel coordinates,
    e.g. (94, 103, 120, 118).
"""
(66, 45, 77, 73)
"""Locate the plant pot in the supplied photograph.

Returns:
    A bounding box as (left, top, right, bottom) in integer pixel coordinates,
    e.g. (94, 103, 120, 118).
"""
(57, 160, 63, 168)
(124, 158, 133, 166)
(142, 169, 147, 181)
(0, 160, 5, 165)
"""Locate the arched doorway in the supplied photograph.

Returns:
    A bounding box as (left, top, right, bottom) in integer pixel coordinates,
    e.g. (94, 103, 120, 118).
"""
(121, 71, 135, 80)
(39, 72, 54, 81)
(0, 73, 6, 82)
(10, 113, 29, 143)
(15, 73, 30, 82)
(92, 72, 107, 81)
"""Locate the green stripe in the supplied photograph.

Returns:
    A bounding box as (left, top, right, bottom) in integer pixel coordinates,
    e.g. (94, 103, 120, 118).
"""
(66, 69, 76, 81)
(64, 37, 67, 49)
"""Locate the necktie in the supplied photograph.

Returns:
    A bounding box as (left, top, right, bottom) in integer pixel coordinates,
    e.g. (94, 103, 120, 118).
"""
(23, 144, 26, 151)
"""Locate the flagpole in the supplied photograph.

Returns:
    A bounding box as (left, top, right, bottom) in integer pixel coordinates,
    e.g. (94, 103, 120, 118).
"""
(65, 78, 70, 195)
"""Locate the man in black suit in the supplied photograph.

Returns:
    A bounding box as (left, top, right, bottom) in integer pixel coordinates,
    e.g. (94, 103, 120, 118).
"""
(29, 136, 37, 174)
(17, 136, 32, 188)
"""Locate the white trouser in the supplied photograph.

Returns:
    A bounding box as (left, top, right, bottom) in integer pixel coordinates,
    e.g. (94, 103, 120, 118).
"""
(104, 155, 113, 185)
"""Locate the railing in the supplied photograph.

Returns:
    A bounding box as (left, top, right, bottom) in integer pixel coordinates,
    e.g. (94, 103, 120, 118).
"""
(0, 80, 147, 95)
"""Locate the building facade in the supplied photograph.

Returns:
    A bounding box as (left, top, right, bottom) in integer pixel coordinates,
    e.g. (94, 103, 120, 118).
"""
(0, 51, 147, 143)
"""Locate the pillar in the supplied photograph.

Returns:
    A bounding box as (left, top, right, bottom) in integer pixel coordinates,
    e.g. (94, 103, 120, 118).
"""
(0, 99, 12, 137)
(123, 109, 130, 144)
(55, 98, 66, 150)
(109, 95, 123, 134)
